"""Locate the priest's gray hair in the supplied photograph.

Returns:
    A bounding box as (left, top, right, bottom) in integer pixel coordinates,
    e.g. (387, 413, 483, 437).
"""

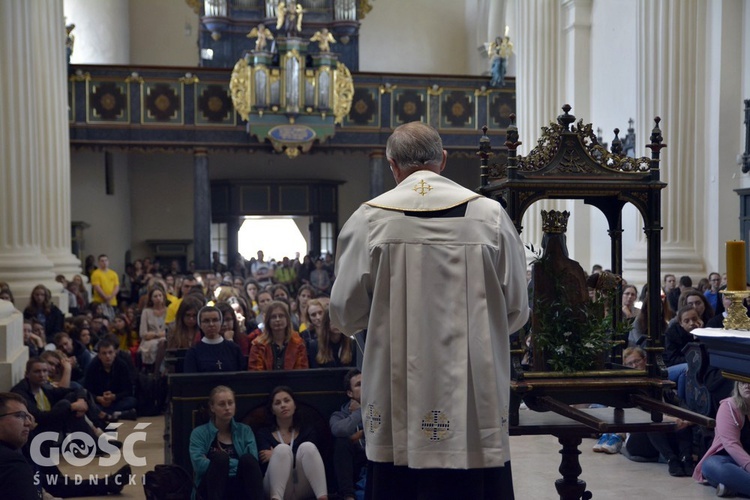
(386, 121, 444, 171)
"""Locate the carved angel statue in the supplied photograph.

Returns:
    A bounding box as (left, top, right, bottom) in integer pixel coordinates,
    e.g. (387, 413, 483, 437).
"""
(65, 23, 75, 52)
(276, 1, 304, 37)
(310, 28, 336, 52)
(247, 23, 274, 52)
(487, 35, 514, 87)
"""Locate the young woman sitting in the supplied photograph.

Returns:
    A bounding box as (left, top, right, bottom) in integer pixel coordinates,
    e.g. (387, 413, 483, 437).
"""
(256, 386, 328, 500)
(189, 385, 264, 500)
(248, 301, 308, 371)
(693, 380, 750, 497)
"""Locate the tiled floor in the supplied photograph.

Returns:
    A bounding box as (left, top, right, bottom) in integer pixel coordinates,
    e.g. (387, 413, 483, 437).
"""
(59, 414, 720, 499)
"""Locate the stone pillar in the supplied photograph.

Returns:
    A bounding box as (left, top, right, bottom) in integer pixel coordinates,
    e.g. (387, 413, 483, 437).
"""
(561, 0, 593, 268)
(194, 149, 212, 271)
(36, 0, 81, 301)
(369, 150, 388, 199)
(0, 0, 59, 302)
(515, 0, 566, 248)
(0, 301, 27, 391)
(487, 0, 508, 41)
(626, 0, 708, 282)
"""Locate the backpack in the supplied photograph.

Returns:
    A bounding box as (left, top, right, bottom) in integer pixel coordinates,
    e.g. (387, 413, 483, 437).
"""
(143, 464, 197, 500)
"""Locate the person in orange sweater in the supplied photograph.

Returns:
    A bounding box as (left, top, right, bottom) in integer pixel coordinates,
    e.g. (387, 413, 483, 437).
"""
(248, 301, 308, 371)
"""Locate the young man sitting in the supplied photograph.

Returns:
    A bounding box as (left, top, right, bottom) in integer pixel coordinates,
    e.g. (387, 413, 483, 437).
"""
(84, 338, 137, 420)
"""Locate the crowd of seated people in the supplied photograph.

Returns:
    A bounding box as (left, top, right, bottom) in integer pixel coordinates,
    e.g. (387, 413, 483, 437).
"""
(2, 256, 745, 498)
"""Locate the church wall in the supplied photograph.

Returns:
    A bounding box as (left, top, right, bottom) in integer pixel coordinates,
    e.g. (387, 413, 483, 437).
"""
(127, 153, 195, 263)
(70, 151, 133, 275)
(744, 0, 750, 192)
(208, 151, 374, 227)
(704, 0, 744, 273)
(64, 0, 131, 64)
(359, 0, 472, 75)
(128, 0, 200, 67)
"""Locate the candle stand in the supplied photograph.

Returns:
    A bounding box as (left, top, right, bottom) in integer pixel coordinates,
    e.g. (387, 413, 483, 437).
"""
(723, 291, 750, 331)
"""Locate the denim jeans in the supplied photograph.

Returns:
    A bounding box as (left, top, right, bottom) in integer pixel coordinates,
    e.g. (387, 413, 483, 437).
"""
(701, 454, 750, 496)
(667, 363, 687, 401)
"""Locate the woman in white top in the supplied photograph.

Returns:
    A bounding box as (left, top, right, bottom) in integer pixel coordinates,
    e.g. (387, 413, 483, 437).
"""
(257, 386, 328, 500)
(138, 285, 168, 365)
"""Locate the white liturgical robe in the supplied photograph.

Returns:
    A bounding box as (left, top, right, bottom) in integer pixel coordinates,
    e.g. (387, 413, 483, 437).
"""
(330, 169, 529, 469)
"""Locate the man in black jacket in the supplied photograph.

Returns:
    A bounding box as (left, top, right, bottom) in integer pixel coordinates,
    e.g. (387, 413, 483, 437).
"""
(84, 338, 137, 420)
(11, 358, 95, 442)
(0, 392, 39, 499)
(0, 392, 130, 498)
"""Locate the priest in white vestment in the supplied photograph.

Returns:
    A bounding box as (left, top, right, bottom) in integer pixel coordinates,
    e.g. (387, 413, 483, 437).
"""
(330, 121, 529, 499)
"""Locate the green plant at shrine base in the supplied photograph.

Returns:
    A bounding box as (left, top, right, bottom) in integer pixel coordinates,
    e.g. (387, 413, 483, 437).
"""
(529, 246, 631, 373)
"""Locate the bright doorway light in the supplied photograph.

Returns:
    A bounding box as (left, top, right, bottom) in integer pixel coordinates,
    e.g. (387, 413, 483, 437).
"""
(238, 216, 308, 262)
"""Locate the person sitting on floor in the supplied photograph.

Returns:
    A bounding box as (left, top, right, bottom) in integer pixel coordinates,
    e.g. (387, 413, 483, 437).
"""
(0, 391, 130, 499)
(23, 284, 65, 344)
(621, 347, 696, 477)
(693, 380, 750, 497)
(53, 331, 92, 383)
(664, 305, 704, 403)
(83, 337, 138, 420)
(329, 369, 366, 500)
(256, 386, 328, 500)
(11, 358, 117, 456)
(189, 385, 264, 500)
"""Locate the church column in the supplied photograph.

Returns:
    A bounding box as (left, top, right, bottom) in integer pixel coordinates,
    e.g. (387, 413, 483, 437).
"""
(0, 0, 59, 299)
(626, 0, 707, 282)
(515, 0, 565, 248)
(561, 0, 593, 269)
(369, 150, 388, 198)
(0, 301, 26, 391)
(0, 0, 52, 388)
(36, 0, 82, 296)
(194, 148, 212, 271)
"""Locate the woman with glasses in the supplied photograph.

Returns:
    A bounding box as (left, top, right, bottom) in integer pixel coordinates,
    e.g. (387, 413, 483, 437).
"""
(694, 380, 750, 497)
(184, 306, 245, 373)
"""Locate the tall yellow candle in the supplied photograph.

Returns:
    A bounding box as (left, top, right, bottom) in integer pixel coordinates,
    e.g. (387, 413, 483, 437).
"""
(726, 240, 747, 291)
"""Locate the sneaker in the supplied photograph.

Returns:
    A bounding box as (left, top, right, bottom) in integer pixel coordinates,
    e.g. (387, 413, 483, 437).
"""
(667, 457, 685, 477)
(716, 483, 735, 497)
(593, 434, 609, 452)
(118, 409, 138, 421)
(601, 434, 623, 454)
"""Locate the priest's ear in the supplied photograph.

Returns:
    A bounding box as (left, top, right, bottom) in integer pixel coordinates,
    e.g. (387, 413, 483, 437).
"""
(389, 160, 405, 183)
(438, 149, 447, 172)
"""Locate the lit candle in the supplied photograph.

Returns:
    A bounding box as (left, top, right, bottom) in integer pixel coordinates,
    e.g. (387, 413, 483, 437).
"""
(726, 240, 747, 291)
(505, 25, 510, 37)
